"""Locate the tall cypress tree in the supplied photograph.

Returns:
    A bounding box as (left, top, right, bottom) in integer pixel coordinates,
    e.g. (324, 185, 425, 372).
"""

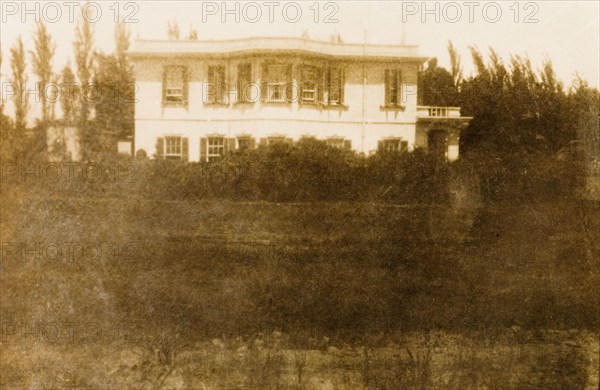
(9, 36, 28, 160)
(30, 21, 56, 158)
(30, 21, 56, 124)
(73, 4, 96, 159)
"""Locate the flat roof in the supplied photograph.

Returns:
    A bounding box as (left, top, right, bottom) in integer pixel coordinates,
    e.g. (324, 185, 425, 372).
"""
(128, 36, 428, 62)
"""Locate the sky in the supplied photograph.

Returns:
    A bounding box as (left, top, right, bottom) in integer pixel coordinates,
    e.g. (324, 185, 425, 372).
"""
(1, 1, 599, 121)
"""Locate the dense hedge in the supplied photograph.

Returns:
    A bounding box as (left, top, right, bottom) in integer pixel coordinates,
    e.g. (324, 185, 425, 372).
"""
(141, 138, 451, 203)
(5, 135, 583, 204)
(5, 138, 456, 204)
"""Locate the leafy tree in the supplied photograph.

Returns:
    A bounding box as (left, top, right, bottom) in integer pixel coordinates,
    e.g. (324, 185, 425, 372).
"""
(60, 63, 78, 126)
(0, 50, 4, 119)
(457, 47, 592, 201)
(0, 50, 15, 161)
(9, 36, 28, 160)
(30, 21, 56, 124)
(418, 57, 459, 106)
(48, 63, 79, 161)
(92, 22, 135, 156)
(30, 21, 56, 158)
(73, 4, 96, 159)
(447, 40, 463, 89)
(115, 21, 130, 66)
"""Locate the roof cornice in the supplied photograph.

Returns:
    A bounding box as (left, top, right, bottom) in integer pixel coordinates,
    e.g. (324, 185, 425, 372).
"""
(128, 36, 428, 62)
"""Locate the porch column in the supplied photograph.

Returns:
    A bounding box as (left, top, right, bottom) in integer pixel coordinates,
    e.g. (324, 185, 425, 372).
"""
(447, 129, 460, 161)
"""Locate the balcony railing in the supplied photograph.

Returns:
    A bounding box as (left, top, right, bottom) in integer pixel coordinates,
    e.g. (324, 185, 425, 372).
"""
(417, 106, 462, 118)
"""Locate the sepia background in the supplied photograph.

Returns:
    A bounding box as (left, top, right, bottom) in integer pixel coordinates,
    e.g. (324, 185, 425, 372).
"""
(1, 1, 599, 389)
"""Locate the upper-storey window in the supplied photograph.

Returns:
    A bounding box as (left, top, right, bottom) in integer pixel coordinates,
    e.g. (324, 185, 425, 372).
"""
(325, 67, 344, 105)
(300, 65, 320, 103)
(237, 63, 253, 103)
(207, 65, 226, 104)
(384, 69, 402, 107)
(163, 66, 188, 105)
(263, 63, 292, 103)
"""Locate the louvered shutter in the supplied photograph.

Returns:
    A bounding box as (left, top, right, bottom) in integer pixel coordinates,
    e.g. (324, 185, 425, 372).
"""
(259, 138, 267, 146)
(384, 70, 391, 106)
(162, 68, 167, 105)
(261, 62, 269, 101)
(182, 66, 189, 106)
(219, 66, 226, 103)
(285, 64, 293, 102)
(207, 66, 214, 103)
(299, 66, 305, 103)
(200, 137, 207, 162)
(343, 139, 352, 150)
(156, 137, 165, 159)
(339, 67, 345, 104)
(396, 70, 402, 106)
(225, 138, 236, 154)
(401, 140, 408, 152)
(320, 68, 327, 104)
(236, 65, 243, 102)
(249, 137, 256, 149)
(182, 138, 189, 161)
(378, 140, 383, 152)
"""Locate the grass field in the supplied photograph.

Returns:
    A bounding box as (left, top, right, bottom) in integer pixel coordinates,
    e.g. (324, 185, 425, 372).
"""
(1, 184, 599, 388)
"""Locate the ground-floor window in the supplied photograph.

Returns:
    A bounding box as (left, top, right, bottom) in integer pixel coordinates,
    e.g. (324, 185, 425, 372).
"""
(208, 137, 225, 161)
(267, 136, 287, 145)
(379, 138, 408, 153)
(165, 136, 183, 159)
(326, 137, 345, 149)
(237, 137, 253, 151)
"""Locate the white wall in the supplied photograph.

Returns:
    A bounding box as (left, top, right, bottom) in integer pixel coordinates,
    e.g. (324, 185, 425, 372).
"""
(133, 55, 421, 161)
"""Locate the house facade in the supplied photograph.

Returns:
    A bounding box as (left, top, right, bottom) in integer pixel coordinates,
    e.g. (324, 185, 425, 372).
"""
(128, 36, 471, 162)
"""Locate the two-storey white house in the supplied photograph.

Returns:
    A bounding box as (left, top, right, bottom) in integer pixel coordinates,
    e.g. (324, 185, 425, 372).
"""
(128, 36, 471, 162)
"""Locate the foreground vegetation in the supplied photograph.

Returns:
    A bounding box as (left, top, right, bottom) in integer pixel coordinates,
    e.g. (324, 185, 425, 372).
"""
(1, 176, 599, 388)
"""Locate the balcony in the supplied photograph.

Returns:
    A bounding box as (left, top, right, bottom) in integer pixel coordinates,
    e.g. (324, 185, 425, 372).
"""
(417, 106, 462, 118)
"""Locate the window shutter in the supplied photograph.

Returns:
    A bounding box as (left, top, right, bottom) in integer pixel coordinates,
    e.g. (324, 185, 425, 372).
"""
(320, 68, 327, 104)
(261, 62, 269, 101)
(181, 138, 189, 161)
(236, 67, 240, 102)
(401, 140, 408, 152)
(156, 137, 165, 159)
(378, 140, 383, 152)
(208, 66, 214, 84)
(225, 138, 236, 154)
(236, 65, 243, 102)
(207, 66, 214, 103)
(182, 66, 189, 106)
(343, 139, 352, 150)
(221, 66, 227, 103)
(285, 64, 294, 102)
(200, 137, 207, 162)
(339, 67, 345, 104)
(259, 138, 267, 146)
(249, 137, 256, 149)
(162, 68, 167, 105)
(396, 70, 402, 105)
(384, 69, 391, 106)
(299, 66, 305, 103)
